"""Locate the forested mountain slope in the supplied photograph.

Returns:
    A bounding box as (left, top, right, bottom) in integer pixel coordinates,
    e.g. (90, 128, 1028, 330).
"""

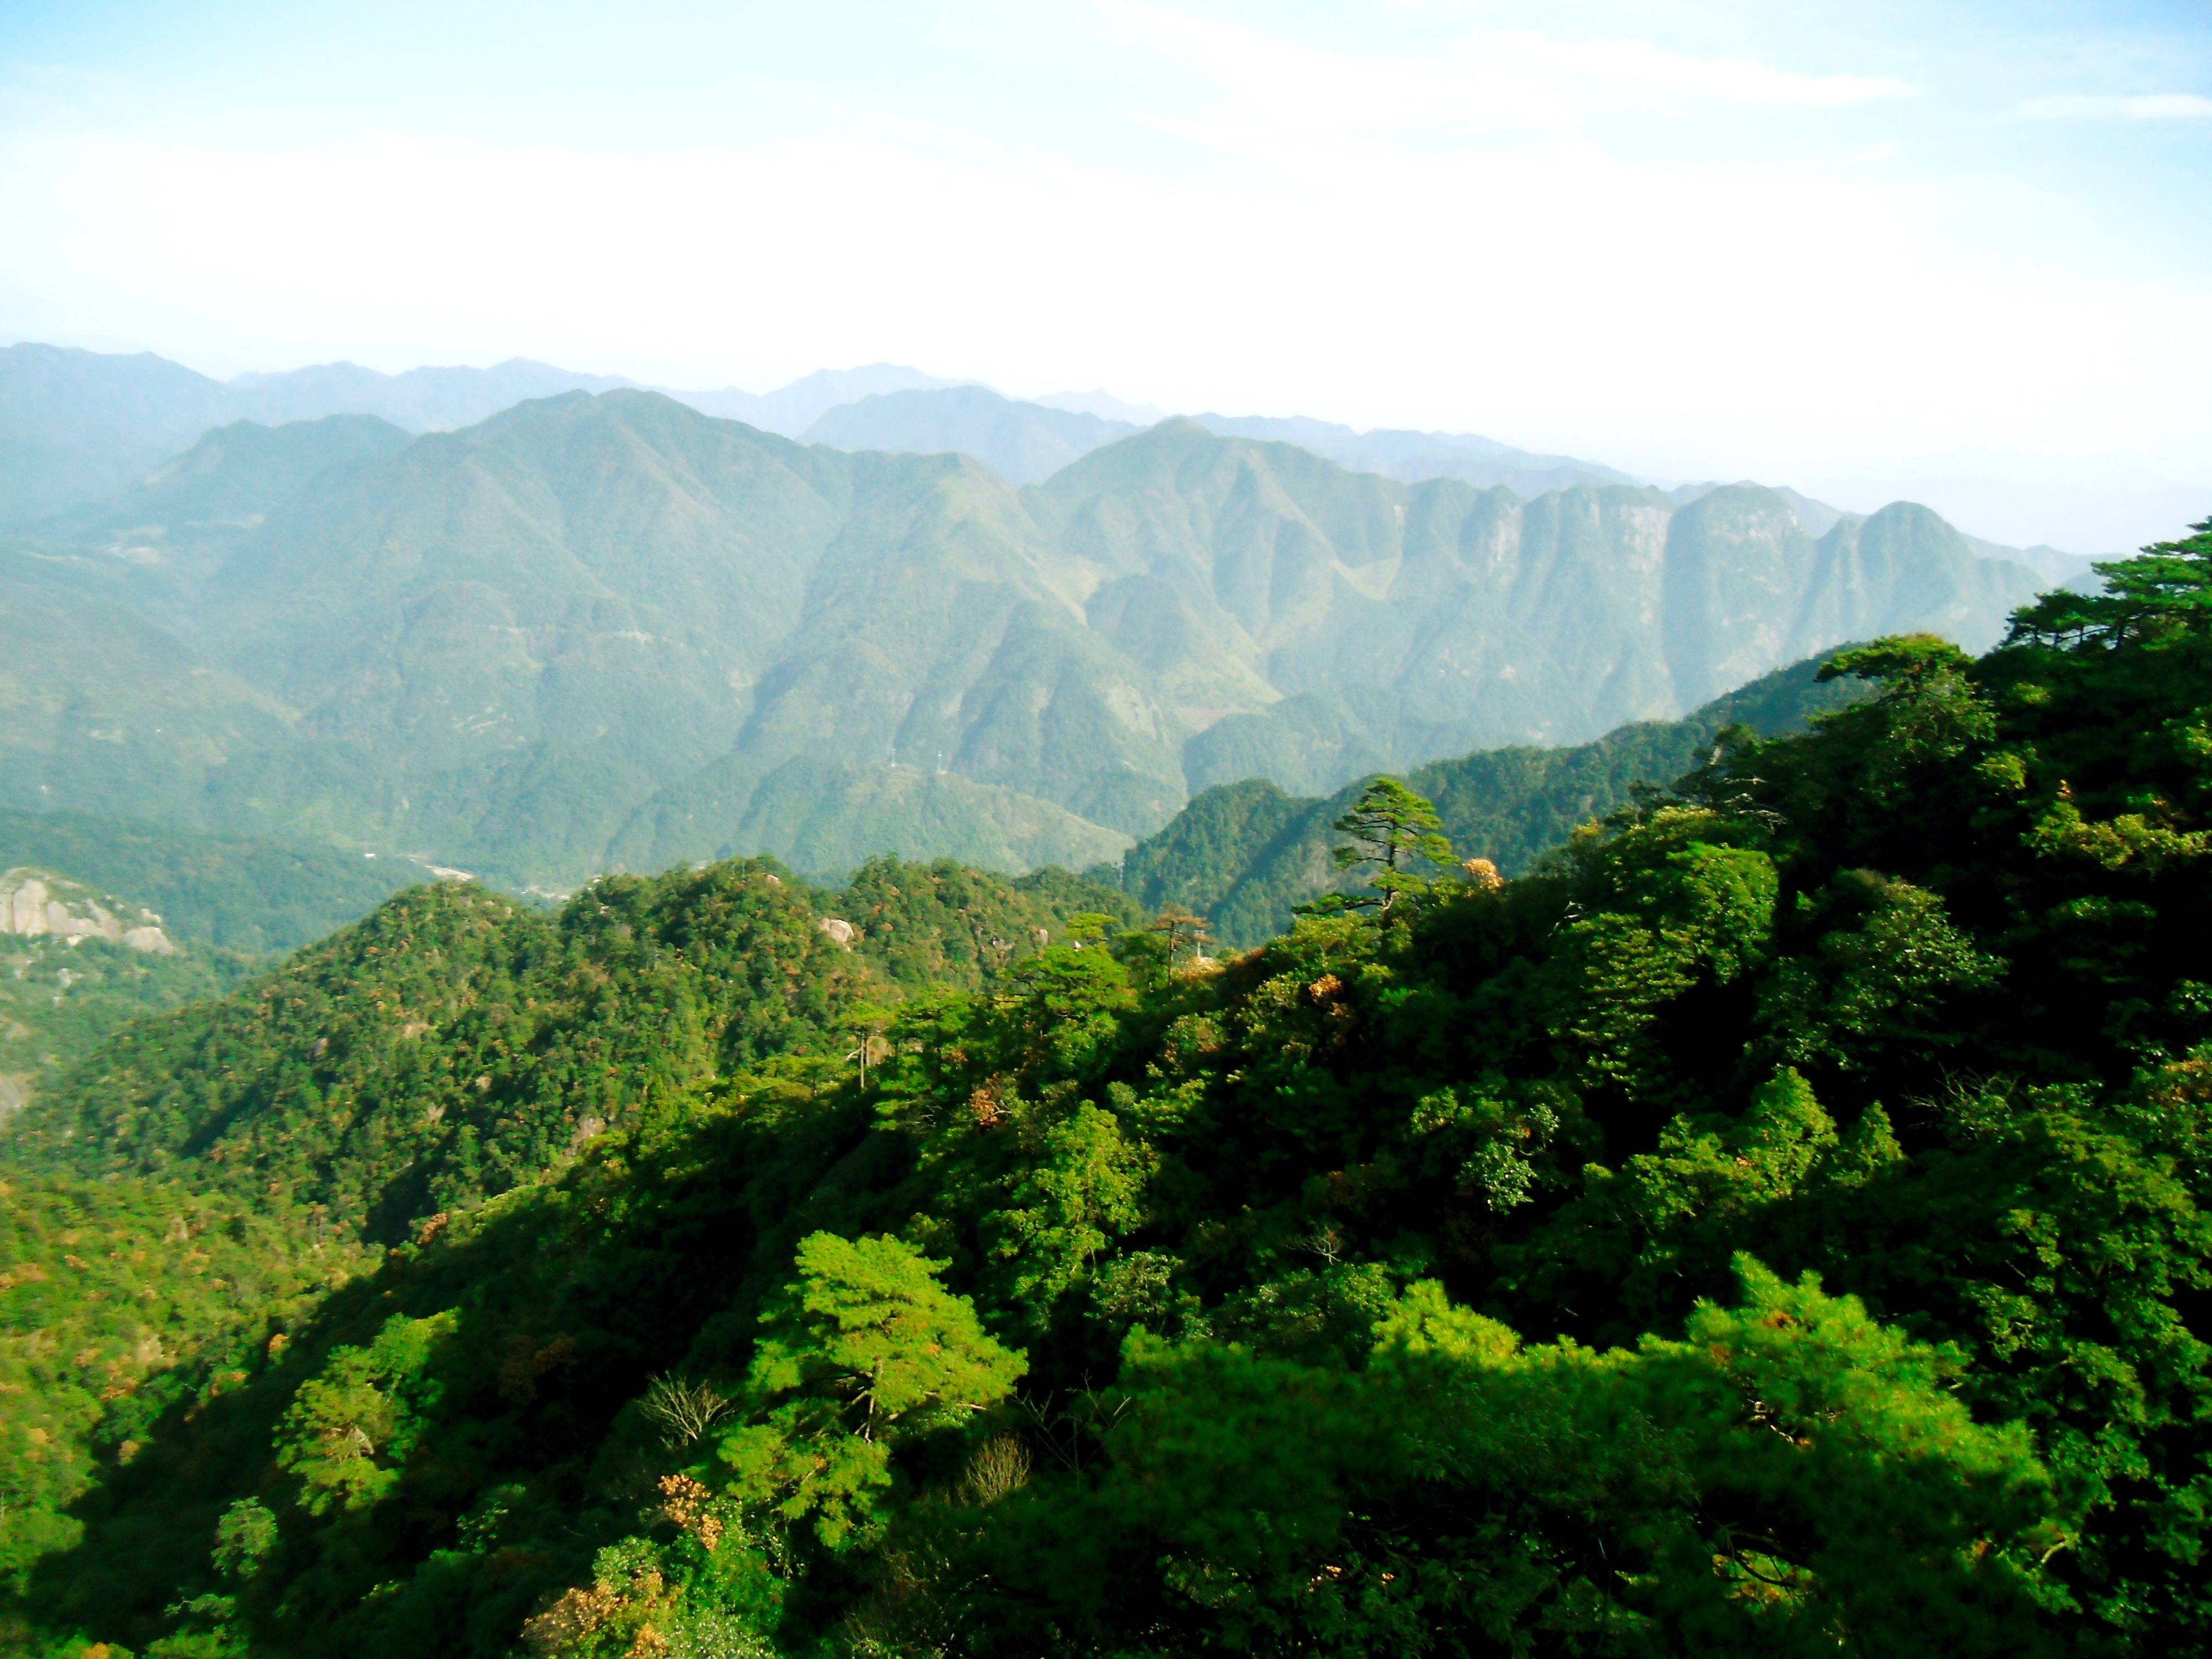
(4, 390, 2047, 886)
(0, 867, 249, 1127)
(0, 808, 423, 1124)
(2, 523, 2208, 1658)
(0, 852, 1134, 1617)
(7, 855, 1139, 1241)
(1117, 653, 1864, 944)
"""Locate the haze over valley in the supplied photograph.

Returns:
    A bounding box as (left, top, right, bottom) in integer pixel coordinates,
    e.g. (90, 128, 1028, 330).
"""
(3, 340, 2062, 887)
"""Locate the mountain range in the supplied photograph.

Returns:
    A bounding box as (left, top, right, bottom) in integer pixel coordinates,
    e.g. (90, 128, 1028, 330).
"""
(2, 343, 2065, 885)
(797, 385, 1643, 497)
(0, 342, 963, 528)
(0, 341, 1835, 527)
(799, 384, 2100, 587)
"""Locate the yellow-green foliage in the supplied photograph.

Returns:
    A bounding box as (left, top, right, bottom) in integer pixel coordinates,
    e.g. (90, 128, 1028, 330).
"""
(0, 1173, 364, 1589)
(9, 858, 1134, 1242)
(275, 1312, 457, 1515)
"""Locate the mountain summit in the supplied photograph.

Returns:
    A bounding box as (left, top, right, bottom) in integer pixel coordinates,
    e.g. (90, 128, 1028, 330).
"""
(3, 388, 2046, 883)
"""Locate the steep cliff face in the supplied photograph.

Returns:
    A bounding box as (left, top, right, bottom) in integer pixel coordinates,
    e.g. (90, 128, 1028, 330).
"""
(1661, 491, 2026, 708)
(1, 869, 174, 953)
(1046, 426, 2041, 787)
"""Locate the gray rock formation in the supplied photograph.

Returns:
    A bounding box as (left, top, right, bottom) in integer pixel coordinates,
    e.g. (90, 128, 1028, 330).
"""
(0, 868, 175, 953)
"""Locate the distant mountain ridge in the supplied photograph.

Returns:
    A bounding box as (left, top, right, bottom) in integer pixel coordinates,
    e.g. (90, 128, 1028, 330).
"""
(9, 341, 1657, 526)
(1189, 412, 1639, 497)
(2, 387, 2050, 885)
(789, 384, 1647, 499)
(4, 342, 2118, 571)
(682, 364, 973, 434)
(0, 342, 958, 527)
(803, 386, 1138, 484)
(224, 357, 640, 429)
(0, 342, 1822, 539)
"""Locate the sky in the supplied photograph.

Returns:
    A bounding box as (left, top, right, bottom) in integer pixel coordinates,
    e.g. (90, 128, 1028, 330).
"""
(2, 1, 2208, 551)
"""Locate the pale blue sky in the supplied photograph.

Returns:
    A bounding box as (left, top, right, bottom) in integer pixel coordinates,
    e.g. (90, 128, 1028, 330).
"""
(3, 2, 2207, 548)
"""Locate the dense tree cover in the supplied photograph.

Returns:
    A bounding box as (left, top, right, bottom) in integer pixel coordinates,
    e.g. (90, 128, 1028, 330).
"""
(0, 854, 1130, 1634)
(0, 805, 431, 1127)
(6, 526, 2212, 1656)
(1115, 654, 1866, 945)
(1, 936, 249, 1121)
(830, 863, 1134, 993)
(8, 858, 1138, 1245)
(0, 1175, 367, 1596)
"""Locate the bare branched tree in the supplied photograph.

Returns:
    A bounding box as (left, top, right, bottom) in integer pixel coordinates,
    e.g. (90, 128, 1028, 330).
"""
(639, 1372, 732, 1448)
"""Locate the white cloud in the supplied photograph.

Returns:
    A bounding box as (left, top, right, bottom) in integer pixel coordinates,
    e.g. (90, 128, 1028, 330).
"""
(1508, 33, 1916, 108)
(5, 119, 2201, 480)
(2019, 92, 2212, 121)
(1099, 3, 1913, 167)
(0, 3, 2201, 550)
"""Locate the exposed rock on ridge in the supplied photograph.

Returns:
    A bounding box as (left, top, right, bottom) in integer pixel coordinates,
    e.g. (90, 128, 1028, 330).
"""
(1, 868, 175, 953)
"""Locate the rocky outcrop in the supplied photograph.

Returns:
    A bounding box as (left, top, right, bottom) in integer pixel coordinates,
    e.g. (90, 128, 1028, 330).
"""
(1, 868, 175, 954)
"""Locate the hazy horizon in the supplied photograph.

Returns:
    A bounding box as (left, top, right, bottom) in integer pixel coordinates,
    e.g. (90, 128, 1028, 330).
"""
(4, 1, 2209, 551)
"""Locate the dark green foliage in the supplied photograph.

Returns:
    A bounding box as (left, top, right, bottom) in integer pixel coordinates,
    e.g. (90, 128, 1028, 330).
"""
(7, 527, 2212, 1656)
(1120, 653, 1866, 943)
(959, 1264, 2056, 1657)
(1308, 775, 1458, 922)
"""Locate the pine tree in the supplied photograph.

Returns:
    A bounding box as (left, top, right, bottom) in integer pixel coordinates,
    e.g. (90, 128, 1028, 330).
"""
(1314, 776, 1456, 922)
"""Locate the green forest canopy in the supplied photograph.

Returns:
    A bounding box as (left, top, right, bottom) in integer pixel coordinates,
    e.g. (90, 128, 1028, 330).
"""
(3, 521, 2211, 1656)
(1113, 651, 1866, 946)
